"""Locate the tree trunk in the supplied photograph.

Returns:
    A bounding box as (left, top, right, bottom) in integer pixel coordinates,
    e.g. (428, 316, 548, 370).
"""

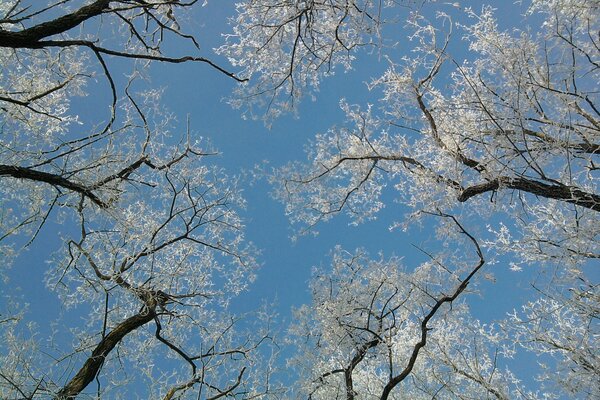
(55, 310, 155, 399)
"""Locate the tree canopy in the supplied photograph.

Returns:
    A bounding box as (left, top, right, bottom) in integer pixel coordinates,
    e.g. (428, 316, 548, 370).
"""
(0, 1, 273, 398)
(1, 0, 598, 399)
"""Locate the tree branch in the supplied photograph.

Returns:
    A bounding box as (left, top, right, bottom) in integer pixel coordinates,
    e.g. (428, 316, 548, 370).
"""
(345, 339, 380, 400)
(0, 0, 111, 47)
(458, 176, 600, 212)
(380, 214, 485, 400)
(55, 309, 156, 399)
(0, 2, 247, 83)
(0, 164, 107, 208)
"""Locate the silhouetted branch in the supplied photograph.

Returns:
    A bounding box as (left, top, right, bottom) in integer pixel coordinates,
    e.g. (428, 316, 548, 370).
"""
(55, 309, 156, 399)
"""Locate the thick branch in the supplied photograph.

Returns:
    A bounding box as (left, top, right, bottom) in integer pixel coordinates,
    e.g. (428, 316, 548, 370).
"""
(458, 176, 600, 212)
(0, 164, 107, 207)
(520, 128, 600, 154)
(55, 309, 156, 399)
(0, 0, 111, 47)
(345, 339, 380, 400)
(380, 214, 485, 400)
(0, 2, 247, 82)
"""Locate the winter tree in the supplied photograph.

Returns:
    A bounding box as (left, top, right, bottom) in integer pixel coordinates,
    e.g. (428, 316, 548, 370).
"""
(288, 221, 598, 399)
(0, 1, 276, 399)
(1, 0, 598, 398)
(289, 242, 522, 399)
(218, 0, 599, 398)
(220, 0, 600, 265)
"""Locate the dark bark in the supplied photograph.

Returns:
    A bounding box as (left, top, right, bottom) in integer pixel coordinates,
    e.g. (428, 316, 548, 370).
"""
(345, 339, 380, 400)
(379, 214, 485, 400)
(0, 164, 107, 207)
(55, 309, 155, 399)
(0, 0, 111, 48)
(458, 176, 600, 212)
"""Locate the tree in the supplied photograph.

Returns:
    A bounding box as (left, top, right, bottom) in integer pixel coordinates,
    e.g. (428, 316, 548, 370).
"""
(216, 0, 382, 121)
(288, 220, 599, 399)
(2, 0, 598, 398)
(249, 0, 600, 266)
(503, 281, 599, 398)
(0, 1, 277, 398)
(220, 0, 599, 397)
(289, 241, 524, 400)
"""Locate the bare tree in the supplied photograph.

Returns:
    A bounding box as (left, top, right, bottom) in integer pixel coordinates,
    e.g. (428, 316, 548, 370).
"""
(266, 1, 599, 267)
(0, 1, 278, 399)
(0, 0, 245, 234)
(220, 0, 599, 397)
(289, 215, 532, 399)
(216, 0, 385, 121)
